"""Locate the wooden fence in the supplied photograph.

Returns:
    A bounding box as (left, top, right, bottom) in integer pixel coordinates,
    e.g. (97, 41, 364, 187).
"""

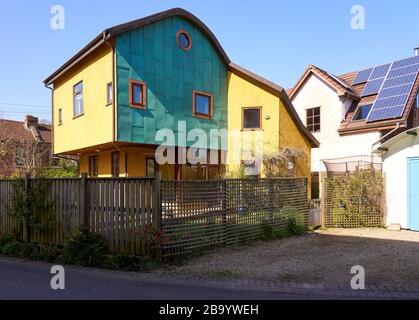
(0, 175, 309, 261)
(0, 175, 158, 256)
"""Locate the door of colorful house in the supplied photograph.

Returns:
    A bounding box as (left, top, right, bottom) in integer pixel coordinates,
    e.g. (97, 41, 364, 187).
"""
(408, 158, 419, 231)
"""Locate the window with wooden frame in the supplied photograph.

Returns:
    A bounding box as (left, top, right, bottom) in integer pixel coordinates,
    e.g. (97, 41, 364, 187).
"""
(352, 104, 372, 122)
(242, 107, 262, 130)
(176, 30, 192, 51)
(146, 158, 157, 177)
(73, 81, 84, 118)
(106, 82, 113, 106)
(129, 80, 146, 109)
(306, 107, 321, 132)
(89, 156, 98, 177)
(58, 108, 63, 126)
(193, 91, 213, 119)
(111, 152, 120, 178)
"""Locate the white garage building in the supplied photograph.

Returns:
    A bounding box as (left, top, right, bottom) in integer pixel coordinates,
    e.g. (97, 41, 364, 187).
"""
(375, 126, 419, 230)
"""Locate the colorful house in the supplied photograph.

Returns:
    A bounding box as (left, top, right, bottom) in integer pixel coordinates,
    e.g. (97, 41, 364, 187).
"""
(44, 8, 318, 183)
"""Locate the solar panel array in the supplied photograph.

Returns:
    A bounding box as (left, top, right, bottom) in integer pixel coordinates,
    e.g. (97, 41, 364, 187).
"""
(352, 68, 373, 85)
(366, 56, 419, 122)
(359, 63, 392, 97)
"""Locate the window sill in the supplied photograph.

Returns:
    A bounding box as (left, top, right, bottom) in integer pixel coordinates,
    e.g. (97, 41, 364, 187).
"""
(129, 103, 146, 110)
(241, 128, 264, 132)
(193, 114, 213, 120)
(73, 113, 85, 120)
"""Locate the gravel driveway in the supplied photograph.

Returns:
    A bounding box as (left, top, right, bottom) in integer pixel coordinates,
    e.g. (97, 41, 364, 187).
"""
(155, 229, 419, 287)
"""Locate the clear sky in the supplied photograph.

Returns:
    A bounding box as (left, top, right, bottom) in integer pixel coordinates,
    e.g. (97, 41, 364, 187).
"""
(0, 0, 417, 121)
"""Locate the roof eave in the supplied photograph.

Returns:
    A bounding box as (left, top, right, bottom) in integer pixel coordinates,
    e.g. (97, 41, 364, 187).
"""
(43, 8, 231, 86)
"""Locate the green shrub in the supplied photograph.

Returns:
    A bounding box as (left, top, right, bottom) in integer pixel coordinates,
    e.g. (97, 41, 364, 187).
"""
(31, 242, 62, 263)
(62, 228, 108, 267)
(2, 241, 25, 257)
(287, 217, 306, 236)
(0, 235, 14, 251)
(261, 220, 276, 241)
(104, 253, 157, 272)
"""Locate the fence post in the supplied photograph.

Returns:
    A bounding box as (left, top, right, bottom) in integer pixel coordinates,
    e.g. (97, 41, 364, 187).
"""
(268, 178, 274, 223)
(23, 173, 31, 244)
(153, 172, 162, 261)
(221, 179, 227, 244)
(79, 173, 89, 230)
(322, 179, 327, 228)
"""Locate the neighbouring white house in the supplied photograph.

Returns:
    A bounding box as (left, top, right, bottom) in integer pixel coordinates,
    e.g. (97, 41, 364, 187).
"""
(374, 126, 419, 231)
(287, 54, 419, 200)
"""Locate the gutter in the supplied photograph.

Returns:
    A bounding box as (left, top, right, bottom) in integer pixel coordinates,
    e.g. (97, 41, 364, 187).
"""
(44, 37, 105, 86)
(370, 122, 401, 163)
(103, 32, 128, 177)
(44, 83, 54, 156)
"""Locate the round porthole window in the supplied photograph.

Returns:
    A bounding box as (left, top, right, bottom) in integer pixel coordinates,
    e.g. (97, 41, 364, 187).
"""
(176, 30, 192, 51)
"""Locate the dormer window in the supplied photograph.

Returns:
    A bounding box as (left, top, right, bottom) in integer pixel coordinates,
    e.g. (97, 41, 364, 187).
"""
(352, 104, 373, 121)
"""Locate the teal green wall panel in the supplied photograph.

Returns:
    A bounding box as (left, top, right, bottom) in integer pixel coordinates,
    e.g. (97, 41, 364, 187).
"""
(116, 16, 228, 149)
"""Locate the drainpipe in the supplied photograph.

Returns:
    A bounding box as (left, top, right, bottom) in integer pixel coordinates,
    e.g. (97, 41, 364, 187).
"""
(44, 83, 55, 160)
(103, 32, 128, 177)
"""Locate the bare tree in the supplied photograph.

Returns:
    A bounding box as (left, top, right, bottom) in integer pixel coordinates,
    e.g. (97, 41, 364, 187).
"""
(0, 138, 51, 178)
(13, 140, 51, 177)
(263, 147, 307, 178)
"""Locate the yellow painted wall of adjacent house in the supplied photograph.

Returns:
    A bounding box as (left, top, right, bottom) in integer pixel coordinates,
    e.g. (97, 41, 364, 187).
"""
(53, 44, 114, 155)
(227, 71, 312, 196)
(278, 98, 312, 198)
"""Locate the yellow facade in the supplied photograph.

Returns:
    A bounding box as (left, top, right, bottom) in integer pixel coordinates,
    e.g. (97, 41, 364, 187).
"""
(79, 146, 175, 179)
(53, 44, 114, 155)
(227, 71, 312, 195)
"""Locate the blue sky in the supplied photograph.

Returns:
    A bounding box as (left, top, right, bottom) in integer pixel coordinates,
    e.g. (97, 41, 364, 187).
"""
(0, 0, 417, 121)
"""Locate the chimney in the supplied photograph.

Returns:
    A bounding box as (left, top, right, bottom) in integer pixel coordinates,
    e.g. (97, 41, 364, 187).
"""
(415, 47, 419, 56)
(24, 115, 38, 130)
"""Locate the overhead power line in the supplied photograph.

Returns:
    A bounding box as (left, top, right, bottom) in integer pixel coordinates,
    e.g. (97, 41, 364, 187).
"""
(0, 102, 50, 109)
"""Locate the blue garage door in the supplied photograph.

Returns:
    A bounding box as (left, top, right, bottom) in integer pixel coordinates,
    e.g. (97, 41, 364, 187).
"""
(408, 158, 419, 231)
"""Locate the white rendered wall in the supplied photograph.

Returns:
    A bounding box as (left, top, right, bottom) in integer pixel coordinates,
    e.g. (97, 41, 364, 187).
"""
(291, 74, 381, 172)
(382, 135, 419, 228)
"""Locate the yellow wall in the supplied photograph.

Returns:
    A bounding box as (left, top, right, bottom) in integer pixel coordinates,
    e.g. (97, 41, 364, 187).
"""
(278, 98, 312, 197)
(227, 71, 312, 195)
(79, 146, 175, 179)
(53, 44, 114, 154)
(227, 71, 280, 172)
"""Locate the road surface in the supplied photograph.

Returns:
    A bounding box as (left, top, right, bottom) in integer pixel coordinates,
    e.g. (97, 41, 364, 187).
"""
(0, 258, 372, 300)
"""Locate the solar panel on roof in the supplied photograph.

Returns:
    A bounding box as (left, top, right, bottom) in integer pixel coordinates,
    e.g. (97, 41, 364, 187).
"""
(352, 68, 373, 85)
(382, 73, 417, 88)
(379, 84, 412, 99)
(391, 55, 419, 69)
(366, 56, 419, 122)
(361, 78, 385, 96)
(387, 64, 419, 79)
(369, 63, 391, 80)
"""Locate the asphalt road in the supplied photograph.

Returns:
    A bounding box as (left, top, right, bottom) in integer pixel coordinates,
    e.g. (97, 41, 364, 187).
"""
(0, 258, 348, 300)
